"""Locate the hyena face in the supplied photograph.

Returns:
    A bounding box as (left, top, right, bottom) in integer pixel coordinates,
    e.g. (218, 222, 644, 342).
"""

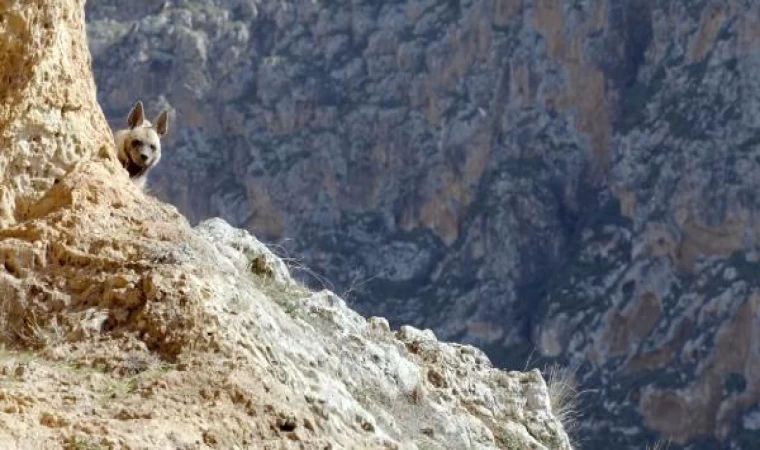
(116, 101, 169, 180)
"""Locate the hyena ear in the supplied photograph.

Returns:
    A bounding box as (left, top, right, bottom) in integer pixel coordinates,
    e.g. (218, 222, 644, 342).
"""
(127, 101, 145, 129)
(154, 110, 169, 136)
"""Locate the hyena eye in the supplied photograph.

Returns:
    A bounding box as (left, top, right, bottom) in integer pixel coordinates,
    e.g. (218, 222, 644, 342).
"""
(131, 139, 141, 147)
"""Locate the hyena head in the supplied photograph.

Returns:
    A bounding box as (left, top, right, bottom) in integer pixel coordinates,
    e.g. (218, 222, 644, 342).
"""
(119, 101, 169, 178)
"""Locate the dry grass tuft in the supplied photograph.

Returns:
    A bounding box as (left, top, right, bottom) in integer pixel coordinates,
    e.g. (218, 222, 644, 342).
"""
(647, 440, 671, 450)
(546, 363, 582, 441)
(15, 311, 65, 349)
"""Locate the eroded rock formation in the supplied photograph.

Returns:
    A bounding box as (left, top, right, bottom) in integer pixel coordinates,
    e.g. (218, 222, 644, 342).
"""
(85, 0, 760, 448)
(0, 0, 114, 226)
(0, 1, 571, 448)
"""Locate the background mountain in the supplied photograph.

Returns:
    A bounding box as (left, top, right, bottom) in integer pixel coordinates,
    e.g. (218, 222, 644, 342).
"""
(86, 0, 760, 448)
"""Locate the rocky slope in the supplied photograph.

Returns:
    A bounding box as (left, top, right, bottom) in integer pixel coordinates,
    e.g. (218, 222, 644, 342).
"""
(84, 0, 760, 448)
(0, 1, 571, 449)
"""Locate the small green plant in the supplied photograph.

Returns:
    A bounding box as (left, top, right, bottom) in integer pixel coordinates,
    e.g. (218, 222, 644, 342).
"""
(65, 435, 104, 450)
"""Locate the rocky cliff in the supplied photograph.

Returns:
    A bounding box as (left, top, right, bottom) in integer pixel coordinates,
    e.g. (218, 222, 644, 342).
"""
(0, 0, 571, 449)
(84, 0, 760, 448)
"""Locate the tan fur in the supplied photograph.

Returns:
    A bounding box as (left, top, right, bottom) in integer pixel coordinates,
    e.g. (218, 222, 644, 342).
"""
(114, 101, 169, 188)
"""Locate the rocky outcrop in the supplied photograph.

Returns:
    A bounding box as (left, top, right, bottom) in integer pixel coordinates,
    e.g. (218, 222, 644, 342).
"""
(0, 0, 114, 227)
(85, 0, 760, 448)
(0, 1, 571, 448)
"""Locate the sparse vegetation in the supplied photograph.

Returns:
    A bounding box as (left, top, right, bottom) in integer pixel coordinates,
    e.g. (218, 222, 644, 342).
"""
(495, 430, 521, 449)
(14, 311, 65, 349)
(247, 253, 312, 316)
(415, 441, 443, 450)
(262, 242, 336, 292)
(647, 440, 671, 450)
(97, 362, 174, 404)
(0, 344, 38, 365)
(0, 306, 51, 350)
(65, 435, 104, 450)
(546, 363, 582, 443)
(340, 270, 382, 305)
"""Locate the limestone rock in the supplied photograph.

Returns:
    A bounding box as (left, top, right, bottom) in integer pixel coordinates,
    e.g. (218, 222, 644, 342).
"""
(0, 1, 572, 448)
(0, 0, 116, 227)
(84, 1, 760, 447)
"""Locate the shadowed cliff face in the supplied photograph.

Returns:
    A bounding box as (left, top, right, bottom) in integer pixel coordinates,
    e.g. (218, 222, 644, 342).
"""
(86, 0, 760, 448)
